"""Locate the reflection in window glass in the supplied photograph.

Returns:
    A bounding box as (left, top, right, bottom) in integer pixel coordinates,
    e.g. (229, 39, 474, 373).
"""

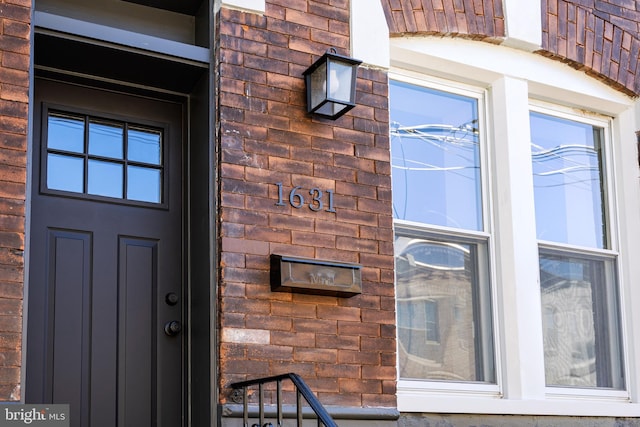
(530, 112, 607, 248)
(128, 128, 161, 165)
(390, 80, 482, 231)
(88, 160, 123, 198)
(89, 121, 124, 159)
(539, 250, 623, 389)
(47, 154, 84, 193)
(47, 114, 84, 153)
(395, 234, 494, 383)
(45, 111, 164, 204)
(128, 166, 161, 203)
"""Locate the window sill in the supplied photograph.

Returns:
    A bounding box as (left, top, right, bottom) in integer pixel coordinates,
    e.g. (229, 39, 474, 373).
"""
(397, 383, 638, 417)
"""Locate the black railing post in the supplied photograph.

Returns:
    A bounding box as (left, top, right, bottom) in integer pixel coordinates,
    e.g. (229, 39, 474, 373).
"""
(296, 388, 303, 427)
(258, 383, 265, 427)
(276, 379, 283, 427)
(243, 386, 249, 427)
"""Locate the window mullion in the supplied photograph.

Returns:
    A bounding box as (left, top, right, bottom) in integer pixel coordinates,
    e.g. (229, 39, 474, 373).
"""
(489, 76, 546, 399)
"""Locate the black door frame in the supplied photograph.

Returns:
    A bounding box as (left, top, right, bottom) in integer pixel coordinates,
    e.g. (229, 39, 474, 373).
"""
(25, 26, 215, 427)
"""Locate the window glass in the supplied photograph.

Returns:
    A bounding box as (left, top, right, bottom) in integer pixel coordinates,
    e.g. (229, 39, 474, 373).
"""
(539, 250, 623, 389)
(89, 121, 124, 159)
(47, 153, 84, 193)
(391, 79, 493, 385)
(530, 112, 607, 248)
(395, 235, 494, 382)
(45, 110, 164, 205)
(390, 80, 481, 231)
(127, 166, 161, 203)
(47, 114, 84, 153)
(128, 128, 161, 165)
(531, 110, 623, 390)
(88, 160, 123, 198)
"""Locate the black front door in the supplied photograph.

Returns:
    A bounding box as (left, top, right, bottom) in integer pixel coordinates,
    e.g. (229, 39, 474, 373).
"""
(26, 78, 184, 427)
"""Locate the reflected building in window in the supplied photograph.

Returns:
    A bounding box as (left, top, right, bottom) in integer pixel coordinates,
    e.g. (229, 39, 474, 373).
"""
(395, 237, 493, 383)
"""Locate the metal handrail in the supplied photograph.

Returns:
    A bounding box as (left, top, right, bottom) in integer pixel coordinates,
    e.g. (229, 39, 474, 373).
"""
(230, 373, 338, 427)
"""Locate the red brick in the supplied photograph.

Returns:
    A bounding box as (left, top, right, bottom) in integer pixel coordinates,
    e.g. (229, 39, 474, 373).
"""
(0, 231, 24, 252)
(309, 28, 349, 49)
(0, 367, 19, 384)
(314, 219, 358, 237)
(0, 332, 20, 350)
(223, 359, 270, 376)
(223, 297, 271, 315)
(316, 305, 360, 321)
(314, 247, 359, 263)
(339, 378, 382, 393)
(222, 237, 270, 255)
(336, 236, 378, 253)
(246, 344, 293, 360)
(0, 200, 23, 221)
(338, 349, 380, 366)
(293, 318, 337, 334)
(362, 365, 396, 380)
(0, 316, 21, 333)
(0, 116, 26, 135)
(222, 267, 269, 284)
(0, 282, 22, 300)
(0, 350, 20, 366)
(246, 315, 292, 331)
(271, 331, 315, 347)
(318, 363, 360, 380)
(294, 347, 337, 363)
(270, 301, 318, 319)
(338, 321, 380, 337)
(290, 146, 332, 164)
(286, 8, 329, 31)
(315, 333, 359, 350)
(313, 163, 355, 182)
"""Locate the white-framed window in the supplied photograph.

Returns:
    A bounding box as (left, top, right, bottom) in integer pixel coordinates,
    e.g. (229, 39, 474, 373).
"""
(530, 106, 624, 391)
(390, 36, 640, 417)
(390, 77, 497, 388)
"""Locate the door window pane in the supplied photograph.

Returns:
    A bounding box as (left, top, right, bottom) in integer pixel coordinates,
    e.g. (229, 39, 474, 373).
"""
(530, 112, 607, 248)
(89, 121, 124, 159)
(390, 80, 482, 231)
(47, 114, 85, 153)
(128, 128, 161, 165)
(88, 160, 123, 198)
(127, 166, 161, 203)
(539, 250, 623, 389)
(47, 154, 84, 193)
(395, 235, 495, 382)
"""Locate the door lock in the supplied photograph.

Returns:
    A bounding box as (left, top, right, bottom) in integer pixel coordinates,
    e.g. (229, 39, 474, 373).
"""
(164, 320, 182, 336)
(165, 292, 179, 306)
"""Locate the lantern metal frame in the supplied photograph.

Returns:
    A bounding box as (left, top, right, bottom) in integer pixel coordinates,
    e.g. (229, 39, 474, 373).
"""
(302, 48, 362, 120)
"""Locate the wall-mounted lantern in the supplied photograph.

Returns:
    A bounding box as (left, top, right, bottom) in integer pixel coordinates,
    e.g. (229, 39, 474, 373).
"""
(303, 48, 362, 120)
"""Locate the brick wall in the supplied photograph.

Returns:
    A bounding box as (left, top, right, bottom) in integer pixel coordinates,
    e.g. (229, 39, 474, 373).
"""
(217, 0, 396, 408)
(540, 0, 640, 95)
(381, 0, 505, 41)
(380, 0, 640, 96)
(0, 0, 30, 401)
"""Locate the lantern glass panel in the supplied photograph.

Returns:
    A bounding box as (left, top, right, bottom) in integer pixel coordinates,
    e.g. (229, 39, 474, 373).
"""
(328, 60, 354, 103)
(309, 61, 327, 111)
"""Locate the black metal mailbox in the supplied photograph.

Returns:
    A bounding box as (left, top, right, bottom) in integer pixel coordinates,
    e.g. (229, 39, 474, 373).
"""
(270, 254, 362, 297)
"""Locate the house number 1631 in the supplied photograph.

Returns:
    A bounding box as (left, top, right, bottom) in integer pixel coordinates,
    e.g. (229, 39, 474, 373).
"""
(275, 182, 336, 213)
